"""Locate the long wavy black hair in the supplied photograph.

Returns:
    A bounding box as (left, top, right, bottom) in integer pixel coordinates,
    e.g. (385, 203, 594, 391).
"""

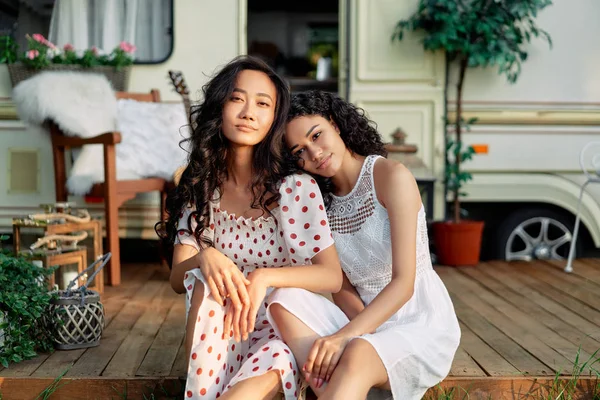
(286, 90, 387, 206)
(157, 56, 290, 266)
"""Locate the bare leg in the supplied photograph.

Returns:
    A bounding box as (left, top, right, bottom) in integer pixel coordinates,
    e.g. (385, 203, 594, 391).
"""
(319, 339, 390, 400)
(219, 370, 281, 400)
(269, 303, 326, 397)
(185, 282, 205, 366)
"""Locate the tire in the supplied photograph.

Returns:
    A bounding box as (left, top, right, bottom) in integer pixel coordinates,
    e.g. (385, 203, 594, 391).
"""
(493, 207, 582, 261)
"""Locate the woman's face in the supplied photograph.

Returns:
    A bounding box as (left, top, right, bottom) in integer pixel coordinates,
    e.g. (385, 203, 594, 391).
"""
(285, 115, 346, 178)
(222, 69, 277, 147)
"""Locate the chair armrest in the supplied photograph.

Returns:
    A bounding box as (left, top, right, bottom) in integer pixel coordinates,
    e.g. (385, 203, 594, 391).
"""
(52, 132, 122, 147)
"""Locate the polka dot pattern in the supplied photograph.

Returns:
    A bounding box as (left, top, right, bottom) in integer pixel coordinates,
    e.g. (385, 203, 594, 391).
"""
(178, 173, 333, 399)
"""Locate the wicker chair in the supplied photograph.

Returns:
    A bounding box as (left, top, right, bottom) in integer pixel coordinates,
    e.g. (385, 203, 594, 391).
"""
(50, 90, 169, 286)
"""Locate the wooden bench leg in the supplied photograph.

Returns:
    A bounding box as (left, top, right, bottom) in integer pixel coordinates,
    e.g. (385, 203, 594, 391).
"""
(104, 143, 121, 286)
(105, 202, 121, 286)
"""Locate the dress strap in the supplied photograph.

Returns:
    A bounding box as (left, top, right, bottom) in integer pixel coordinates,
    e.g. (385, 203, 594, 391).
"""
(363, 154, 382, 179)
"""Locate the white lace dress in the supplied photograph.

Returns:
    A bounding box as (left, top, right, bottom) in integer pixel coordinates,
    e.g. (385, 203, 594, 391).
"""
(269, 155, 461, 400)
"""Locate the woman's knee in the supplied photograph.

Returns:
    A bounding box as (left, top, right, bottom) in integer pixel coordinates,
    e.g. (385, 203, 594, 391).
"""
(338, 339, 388, 387)
(336, 339, 366, 372)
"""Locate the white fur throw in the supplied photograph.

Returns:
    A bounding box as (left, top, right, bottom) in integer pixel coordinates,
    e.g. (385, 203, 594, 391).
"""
(12, 71, 189, 195)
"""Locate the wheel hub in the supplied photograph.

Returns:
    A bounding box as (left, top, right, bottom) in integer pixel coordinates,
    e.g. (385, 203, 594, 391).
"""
(533, 244, 551, 260)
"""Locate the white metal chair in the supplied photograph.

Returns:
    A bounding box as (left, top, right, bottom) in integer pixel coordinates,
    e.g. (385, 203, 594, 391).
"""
(565, 141, 600, 272)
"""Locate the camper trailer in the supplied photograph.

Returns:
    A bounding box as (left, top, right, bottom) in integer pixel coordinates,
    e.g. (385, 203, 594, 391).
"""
(0, 0, 598, 263)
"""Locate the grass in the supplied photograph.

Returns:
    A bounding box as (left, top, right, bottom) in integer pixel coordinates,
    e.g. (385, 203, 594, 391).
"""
(538, 347, 600, 400)
(423, 347, 600, 400)
(34, 367, 70, 400)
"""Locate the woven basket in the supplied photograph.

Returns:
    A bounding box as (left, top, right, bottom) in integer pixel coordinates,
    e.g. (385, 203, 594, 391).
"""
(47, 253, 110, 350)
(7, 63, 130, 91)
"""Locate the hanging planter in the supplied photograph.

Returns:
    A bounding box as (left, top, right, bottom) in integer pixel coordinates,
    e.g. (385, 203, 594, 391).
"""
(47, 253, 110, 350)
(1, 34, 135, 91)
(7, 63, 131, 91)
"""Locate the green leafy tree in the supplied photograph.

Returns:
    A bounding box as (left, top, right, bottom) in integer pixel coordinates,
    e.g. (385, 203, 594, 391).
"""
(394, 0, 552, 223)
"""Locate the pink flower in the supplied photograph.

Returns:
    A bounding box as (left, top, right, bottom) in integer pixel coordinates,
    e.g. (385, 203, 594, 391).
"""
(63, 43, 75, 52)
(30, 33, 57, 49)
(91, 46, 99, 55)
(32, 33, 46, 43)
(119, 41, 136, 53)
(26, 49, 39, 60)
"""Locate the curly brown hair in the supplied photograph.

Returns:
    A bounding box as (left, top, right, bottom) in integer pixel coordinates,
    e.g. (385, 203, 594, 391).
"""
(286, 90, 387, 206)
(156, 56, 290, 266)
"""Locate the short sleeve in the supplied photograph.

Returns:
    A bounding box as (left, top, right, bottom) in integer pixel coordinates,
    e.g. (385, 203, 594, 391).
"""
(174, 205, 215, 251)
(279, 173, 334, 265)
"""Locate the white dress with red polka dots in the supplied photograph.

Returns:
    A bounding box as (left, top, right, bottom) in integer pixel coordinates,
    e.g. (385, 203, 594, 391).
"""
(175, 173, 334, 400)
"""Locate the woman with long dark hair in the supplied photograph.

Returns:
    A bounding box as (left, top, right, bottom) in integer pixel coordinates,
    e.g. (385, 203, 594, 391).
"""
(159, 59, 342, 399)
(270, 90, 460, 400)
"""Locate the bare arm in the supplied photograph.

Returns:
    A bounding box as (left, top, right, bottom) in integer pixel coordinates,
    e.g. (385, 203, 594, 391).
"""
(332, 272, 364, 320)
(254, 245, 343, 294)
(170, 244, 200, 294)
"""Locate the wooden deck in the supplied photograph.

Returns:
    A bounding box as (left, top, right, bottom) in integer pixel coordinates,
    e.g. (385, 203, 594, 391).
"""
(1, 259, 599, 399)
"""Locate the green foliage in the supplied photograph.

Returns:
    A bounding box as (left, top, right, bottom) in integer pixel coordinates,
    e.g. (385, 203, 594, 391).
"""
(393, 0, 552, 221)
(0, 248, 56, 368)
(0, 36, 18, 64)
(393, 0, 553, 83)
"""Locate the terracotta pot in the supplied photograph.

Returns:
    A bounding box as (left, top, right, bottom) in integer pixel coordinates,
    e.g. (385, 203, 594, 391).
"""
(433, 220, 485, 266)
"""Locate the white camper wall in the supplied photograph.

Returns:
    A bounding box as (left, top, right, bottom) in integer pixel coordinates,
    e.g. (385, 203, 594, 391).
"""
(0, 0, 246, 237)
(129, 0, 245, 102)
(448, 0, 600, 104)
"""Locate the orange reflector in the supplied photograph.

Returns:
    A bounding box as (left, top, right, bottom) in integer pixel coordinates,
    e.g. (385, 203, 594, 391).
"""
(471, 144, 488, 154)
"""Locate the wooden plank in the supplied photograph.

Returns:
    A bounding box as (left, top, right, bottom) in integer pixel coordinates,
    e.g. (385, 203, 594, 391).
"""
(449, 348, 486, 377)
(485, 261, 600, 342)
(447, 293, 550, 376)
(31, 350, 86, 378)
(439, 268, 573, 374)
(460, 266, 600, 357)
(171, 341, 188, 379)
(427, 376, 600, 400)
(458, 322, 521, 376)
(545, 259, 600, 286)
(0, 377, 185, 400)
(493, 262, 600, 327)
(540, 260, 600, 295)
(449, 266, 596, 373)
(518, 262, 600, 312)
(102, 282, 178, 377)
(0, 354, 50, 377)
(66, 278, 166, 377)
(137, 298, 186, 377)
(101, 263, 162, 326)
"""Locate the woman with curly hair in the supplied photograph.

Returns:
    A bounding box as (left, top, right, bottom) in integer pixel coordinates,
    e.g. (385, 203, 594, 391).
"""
(269, 90, 461, 400)
(159, 59, 342, 400)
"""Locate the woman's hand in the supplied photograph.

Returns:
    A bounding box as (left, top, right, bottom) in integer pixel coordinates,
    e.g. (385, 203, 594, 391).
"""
(198, 247, 251, 305)
(245, 269, 269, 337)
(303, 333, 352, 388)
(197, 247, 251, 342)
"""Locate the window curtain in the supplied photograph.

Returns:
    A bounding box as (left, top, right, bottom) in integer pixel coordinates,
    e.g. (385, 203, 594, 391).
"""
(48, 0, 172, 62)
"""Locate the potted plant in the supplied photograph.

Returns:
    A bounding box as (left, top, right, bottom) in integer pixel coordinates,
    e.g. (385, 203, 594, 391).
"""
(0, 33, 136, 90)
(0, 236, 56, 367)
(394, 0, 552, 266)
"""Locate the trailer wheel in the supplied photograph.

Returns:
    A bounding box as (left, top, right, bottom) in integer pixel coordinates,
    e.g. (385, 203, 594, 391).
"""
(494, 208, 580, 261)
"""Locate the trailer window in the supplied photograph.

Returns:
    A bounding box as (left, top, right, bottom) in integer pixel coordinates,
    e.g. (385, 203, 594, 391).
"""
(0, 0, 173, 64)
